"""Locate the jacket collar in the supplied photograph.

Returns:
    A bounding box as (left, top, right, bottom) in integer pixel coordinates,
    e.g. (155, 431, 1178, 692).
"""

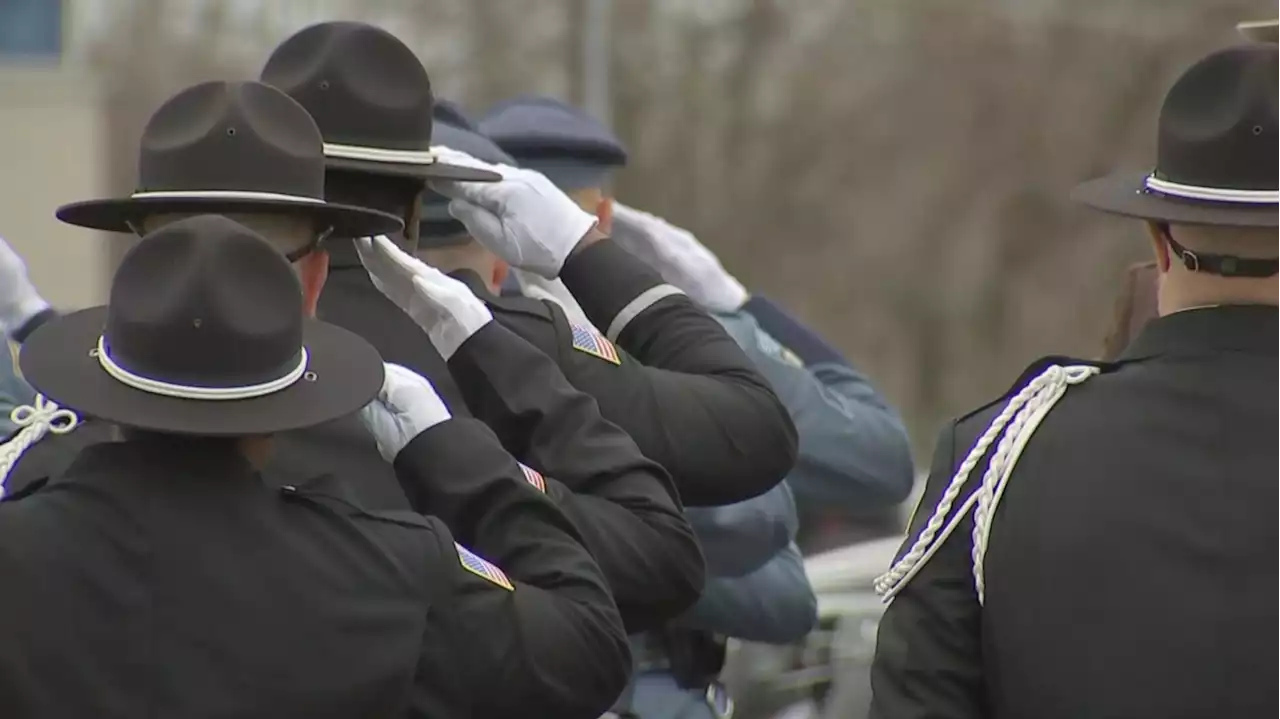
(1119, 304, 1277, 362)
(55, 436, 259, 488)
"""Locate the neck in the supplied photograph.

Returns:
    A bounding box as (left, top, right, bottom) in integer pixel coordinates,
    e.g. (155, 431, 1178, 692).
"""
(1158, 273, 1279, 315)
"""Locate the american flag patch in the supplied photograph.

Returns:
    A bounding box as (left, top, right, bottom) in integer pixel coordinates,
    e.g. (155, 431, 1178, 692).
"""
(570, 323, 620, 365)
(519, 463, 546, 493)
(455, 543, 514, 591)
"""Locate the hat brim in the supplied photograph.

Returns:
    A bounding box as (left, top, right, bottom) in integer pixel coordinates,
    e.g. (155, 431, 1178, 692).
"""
(20, 307, 384, 437)
(55, 195, 404, 238)
(324, 155, 501, 182)
(1237, 19, 1278, 43)
(1071, 171, 1278, 228)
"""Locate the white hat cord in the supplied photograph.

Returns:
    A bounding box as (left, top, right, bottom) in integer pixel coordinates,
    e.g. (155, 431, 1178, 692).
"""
(874, 364, 1100, 605)
(0, 396, 79, 498)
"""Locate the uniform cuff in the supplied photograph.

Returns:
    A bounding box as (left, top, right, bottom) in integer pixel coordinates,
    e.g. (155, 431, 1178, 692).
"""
(11, 307, 58, 345)
(742, 295, 849, 368)
(558, 239, 684, 341)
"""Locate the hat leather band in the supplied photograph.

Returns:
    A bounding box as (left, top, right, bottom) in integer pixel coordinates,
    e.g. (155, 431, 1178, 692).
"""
(96, 335, 310, 401)
(1144, 175, 1279, 205)
(323, 142, 437, 165)
(1163, 232, 1278, 278)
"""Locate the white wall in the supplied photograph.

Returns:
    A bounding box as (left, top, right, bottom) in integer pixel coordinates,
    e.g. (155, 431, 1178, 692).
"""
(0, 66, 108, 310)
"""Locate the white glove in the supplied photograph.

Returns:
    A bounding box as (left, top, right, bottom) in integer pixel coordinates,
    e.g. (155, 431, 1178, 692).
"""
(428, 147, 598, 279)
(358, 363, 453, 462)
(356, 235, 493, 360)
(511, 269, 597, 330)
(0, 237, 51, 336)
(611, 203, 749, 313)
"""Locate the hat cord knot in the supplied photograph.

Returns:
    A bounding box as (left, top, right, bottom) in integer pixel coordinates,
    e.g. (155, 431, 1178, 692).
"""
(874, 364, 1099, 605)
(0, 395, 80, 498)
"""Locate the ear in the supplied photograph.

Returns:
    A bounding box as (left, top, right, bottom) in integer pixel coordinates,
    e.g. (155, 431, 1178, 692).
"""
(595, 197, 614, 236)
(297, 250, 330, 317)
(491, 258, 510, 293)
(1145, 222, 1172, 273)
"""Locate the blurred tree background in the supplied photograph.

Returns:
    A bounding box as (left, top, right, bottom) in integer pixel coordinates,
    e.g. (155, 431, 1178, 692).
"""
(86, 0, 1269, 454)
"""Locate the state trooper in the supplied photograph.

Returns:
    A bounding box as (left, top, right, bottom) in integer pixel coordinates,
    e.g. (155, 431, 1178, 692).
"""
(3, 79, 409, 503)
(409, 102, 801, 516)
(256, 22, 707, 632)
(0, 214, 634, 718)
(422, 97, 812, 643)
(869, 44, 1277, 719)
(462, 95, 847, 718)
(480, 96, 916, 553)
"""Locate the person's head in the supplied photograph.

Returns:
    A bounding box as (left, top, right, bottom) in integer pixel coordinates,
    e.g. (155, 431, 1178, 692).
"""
(13, 215, 383, 473)
(1100, 261, 1161, 360)
(477, 95, 627, 235)
(1072, 44, 1277, 315)
(53, 80, 403, 318)
(1143, 222, 1278, 313)
(142, 213, 331, 318)
(258, 21, 499, 257)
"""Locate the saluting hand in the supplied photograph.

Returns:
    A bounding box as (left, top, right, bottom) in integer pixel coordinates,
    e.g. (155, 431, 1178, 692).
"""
(356, 235, 493, 359)
(358, 363, 453, 462)
(428, 147, 599, 280)
(0, 236, 51, 337)
(611, 203, 749, 314)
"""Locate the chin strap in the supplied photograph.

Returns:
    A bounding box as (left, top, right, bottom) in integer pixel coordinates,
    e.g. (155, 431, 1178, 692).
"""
(875, 364, 1100, 605)
(0, 395, 80, 499)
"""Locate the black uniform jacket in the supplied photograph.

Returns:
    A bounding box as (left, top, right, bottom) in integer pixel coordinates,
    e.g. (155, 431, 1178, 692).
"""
(870, 305, 1278, 719)
(455, 239, 799, 507)
(0, 418, 632, 719)
(320, 245, 706, 632)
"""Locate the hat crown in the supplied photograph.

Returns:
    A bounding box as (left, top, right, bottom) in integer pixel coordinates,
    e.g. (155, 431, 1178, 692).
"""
(478, 94, 627, 163)
(136, 81, 326, 200)
(105, 215, 304, 390)
(260, 22, 435, 153)
(1155, 45, 1278, 192)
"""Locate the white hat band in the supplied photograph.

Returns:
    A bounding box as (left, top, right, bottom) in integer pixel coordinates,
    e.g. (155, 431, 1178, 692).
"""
(96, 335, 309, 401)
(1144, 175, 1279, 204)
(323, 142, 437, 165)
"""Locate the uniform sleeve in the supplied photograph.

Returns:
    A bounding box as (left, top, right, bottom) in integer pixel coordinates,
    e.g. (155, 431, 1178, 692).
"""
(725, 304, 916, 510)
(552, 240, 799, 507)
(868, 423, 988, 719)
(446, 321, 706, 633)
(394, 417, 632, 719)
(0, 339, 34, 438)
(682, 480, 797, 578)
(670, 541, 817, 644)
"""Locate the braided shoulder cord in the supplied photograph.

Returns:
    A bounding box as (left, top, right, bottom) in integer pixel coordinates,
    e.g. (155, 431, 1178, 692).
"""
(0, 395, 80, 498)
(874, 364, 1099, 604)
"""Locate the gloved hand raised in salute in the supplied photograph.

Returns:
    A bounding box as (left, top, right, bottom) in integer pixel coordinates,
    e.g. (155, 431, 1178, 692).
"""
(428, 147, 602, 279)
(355, 234, 493, 360)
(610, 203, 749, 314)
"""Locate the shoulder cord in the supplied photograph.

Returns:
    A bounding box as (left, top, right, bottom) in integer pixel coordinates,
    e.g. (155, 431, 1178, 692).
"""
(0, 395, 80, 498)
(874, 364, 1099, 605)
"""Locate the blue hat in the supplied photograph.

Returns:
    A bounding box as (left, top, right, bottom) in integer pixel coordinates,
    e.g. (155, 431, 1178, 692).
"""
(477, 95, 627, 191)
(420, 100, 518, 247)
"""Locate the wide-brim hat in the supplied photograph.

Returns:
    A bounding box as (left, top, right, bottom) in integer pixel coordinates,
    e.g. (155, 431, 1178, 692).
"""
(1073, 45, 1278, 228)
(56, 81, 403, 240)
(22, 215, 384, 436)
(260, 22, 500, 183)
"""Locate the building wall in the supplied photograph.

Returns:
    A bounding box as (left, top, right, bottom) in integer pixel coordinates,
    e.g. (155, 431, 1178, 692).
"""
(0, 66, 109, 310)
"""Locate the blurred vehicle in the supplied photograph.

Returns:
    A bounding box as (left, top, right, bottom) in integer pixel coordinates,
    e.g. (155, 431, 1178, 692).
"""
(722, 536, 902, 719)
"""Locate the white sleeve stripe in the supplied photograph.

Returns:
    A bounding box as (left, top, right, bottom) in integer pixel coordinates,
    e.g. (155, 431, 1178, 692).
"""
(605, 284, 686, 342)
